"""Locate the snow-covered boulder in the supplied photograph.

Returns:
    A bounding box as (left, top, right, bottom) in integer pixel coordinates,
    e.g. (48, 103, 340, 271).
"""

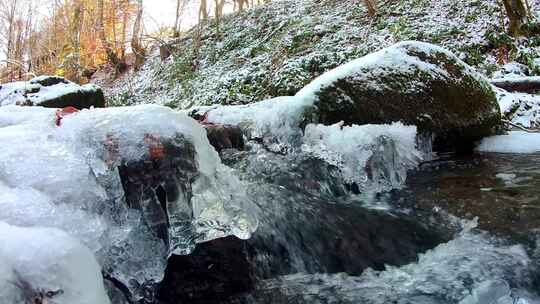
(0, 75, 105, 109)
(0, 105, 257, 302)
(296, 41, 501, 151)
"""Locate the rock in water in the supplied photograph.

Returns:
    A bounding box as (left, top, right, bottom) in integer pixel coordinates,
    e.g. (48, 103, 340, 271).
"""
(296, 41, 501, 151)
(202, 123, 245, 152)
(0, 75, 105, 109)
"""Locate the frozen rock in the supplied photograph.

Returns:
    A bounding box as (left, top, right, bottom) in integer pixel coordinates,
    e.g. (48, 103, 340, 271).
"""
(203, 96, 310, 153)
(491, 62, 531, 79)
(201, 123, 245, 152)
(0, 104, 257, 301)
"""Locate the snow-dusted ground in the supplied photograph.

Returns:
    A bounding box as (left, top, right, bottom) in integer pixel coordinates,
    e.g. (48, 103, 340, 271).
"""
(104, 0, 540, 109)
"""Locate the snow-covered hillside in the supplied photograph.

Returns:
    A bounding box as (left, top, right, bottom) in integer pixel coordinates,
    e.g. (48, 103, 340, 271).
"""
(104, 0, 540, 110)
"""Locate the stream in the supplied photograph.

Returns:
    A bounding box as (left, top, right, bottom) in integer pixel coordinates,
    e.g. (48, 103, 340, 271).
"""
(155, 144, 540, 304)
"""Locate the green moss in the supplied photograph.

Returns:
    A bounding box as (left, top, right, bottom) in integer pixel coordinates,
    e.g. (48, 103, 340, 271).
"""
(288, 30, 315, 54)
(108, 91, 134, 107)
(464, 12, 478, 23)
(249, 44, 269, 58)
(168, 55, 197, 85)
(460, 44, 487, 66)
(485, 28, 515, 49)
(516, 48, 540, 75)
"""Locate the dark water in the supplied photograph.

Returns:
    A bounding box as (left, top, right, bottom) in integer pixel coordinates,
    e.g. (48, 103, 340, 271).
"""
(399, 153, 540, 241)
(157, 149, 540, 304)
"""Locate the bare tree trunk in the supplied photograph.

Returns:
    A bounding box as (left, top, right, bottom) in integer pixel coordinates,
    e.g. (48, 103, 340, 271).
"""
(120, 0, 129, 59)
(97, 0, 124, 73)
(5, 0, 18, 81)
(131, 0, 145, 71)
(502, 0, 529, 36)
(491, 76, 540, 93)
(363, 0, 377, 17)
(199, 0, 208, 22)
(70, 0, 84, 81)
(24, 1, 34, 76)
(14, 20, 24, 79)
(174, 0, 182, 36)
(111, 0, 118, 51)
(238, 0, 246, 11)
(214, 0, 225, 38)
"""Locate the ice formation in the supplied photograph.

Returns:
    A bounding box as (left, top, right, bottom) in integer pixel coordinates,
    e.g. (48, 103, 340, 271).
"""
(301, 122, 421, 192)
(205, 96, 310, 153)
(0, 222, 111, 304)
(0, 104, 257, 301)
(204, 94, 425, 192)
(477, 131, 540, 154)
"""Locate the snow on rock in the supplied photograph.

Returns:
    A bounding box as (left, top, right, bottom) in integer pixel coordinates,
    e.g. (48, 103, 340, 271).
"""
(491, 62, 533, 79)
(0, 104, 257, 301)
(295, 41, 500, 151)
(0, 75, 105, 109)
(477, 131, 540, 154)
(296, 41, 460, 102)
(495, 87, 540, 128)
(0, 222, 111, 304)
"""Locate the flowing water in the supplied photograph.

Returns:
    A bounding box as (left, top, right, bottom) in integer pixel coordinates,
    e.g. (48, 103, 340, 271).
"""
(157, 144, 540, 304)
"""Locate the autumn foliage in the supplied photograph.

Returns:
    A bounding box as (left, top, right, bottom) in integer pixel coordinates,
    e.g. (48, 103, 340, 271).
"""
(0, 0, 140, 83)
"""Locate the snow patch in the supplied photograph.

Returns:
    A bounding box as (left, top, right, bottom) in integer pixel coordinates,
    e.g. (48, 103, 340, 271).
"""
(477, 131, 540, 153)
(495, 88, 540, 128)
(0, 222, 111, 304)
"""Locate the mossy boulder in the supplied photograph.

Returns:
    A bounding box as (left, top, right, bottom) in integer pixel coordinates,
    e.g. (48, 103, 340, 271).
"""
(0, 75, 105, 109)
(297, 41, 501, 151)
(37, 83, 106, 109)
